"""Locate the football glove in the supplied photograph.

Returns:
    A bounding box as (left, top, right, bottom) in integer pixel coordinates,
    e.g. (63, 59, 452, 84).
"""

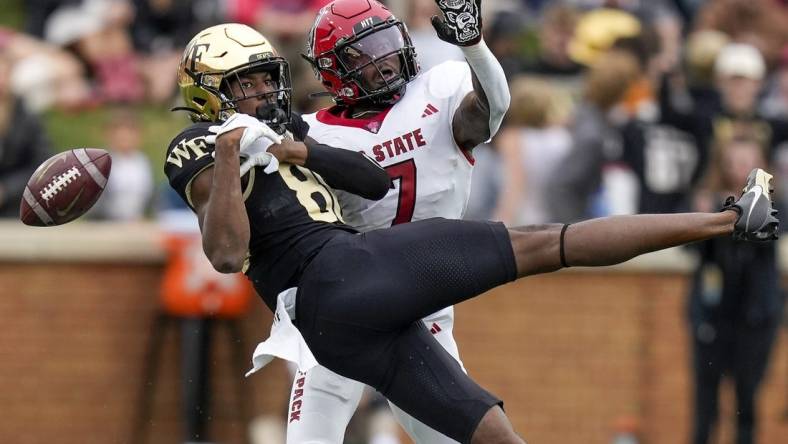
(206, 113, 283, 176)
(431, 0, 483, 46)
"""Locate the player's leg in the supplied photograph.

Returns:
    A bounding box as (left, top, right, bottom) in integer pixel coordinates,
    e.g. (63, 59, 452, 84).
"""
(690, 321, 724, 444)
(293, 273, 519, 444)
(731, 320, 779, 444)
(419, 307, 464, 370)
(471, 407, 521, 444)
(512, 168, 778, 277)
(389, 307, 464, 443)
(353, 321, 521, 444)
(509, 212, 738, 276)
(303, 169, 777, 332)
(389, 402, 460, 444)
(286, 365, 365, 444)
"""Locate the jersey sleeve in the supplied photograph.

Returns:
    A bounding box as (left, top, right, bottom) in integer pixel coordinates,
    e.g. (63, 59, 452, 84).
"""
(424, 60, 474, 124)
(164, 122, 215, 210)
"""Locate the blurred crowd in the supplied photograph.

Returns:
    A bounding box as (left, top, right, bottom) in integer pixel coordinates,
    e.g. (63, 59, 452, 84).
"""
(3, 0, 788, 224)
(1, 0, 788, 443)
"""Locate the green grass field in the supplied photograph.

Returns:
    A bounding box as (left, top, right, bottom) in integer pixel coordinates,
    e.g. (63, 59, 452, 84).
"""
(44, 105, 189, 183)
(1, 2, 187, 184)
(44, 105, 189, 184)
(0, 0, 24, 29)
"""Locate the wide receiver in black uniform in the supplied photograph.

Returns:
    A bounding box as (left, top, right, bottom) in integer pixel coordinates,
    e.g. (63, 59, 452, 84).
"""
(165, 23, 779, 444)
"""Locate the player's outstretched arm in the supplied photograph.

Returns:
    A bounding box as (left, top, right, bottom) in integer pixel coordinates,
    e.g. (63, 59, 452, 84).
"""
(432, 0, 510, 150)
(190, 128, 251, 273)
(269, 137, 391, 200)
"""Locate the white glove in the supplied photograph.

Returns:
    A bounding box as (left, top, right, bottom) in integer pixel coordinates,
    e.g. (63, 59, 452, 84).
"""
(206, 113, 283, 176)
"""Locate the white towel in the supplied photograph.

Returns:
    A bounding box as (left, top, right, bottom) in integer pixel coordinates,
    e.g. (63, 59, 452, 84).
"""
(245, 287, 318, 376)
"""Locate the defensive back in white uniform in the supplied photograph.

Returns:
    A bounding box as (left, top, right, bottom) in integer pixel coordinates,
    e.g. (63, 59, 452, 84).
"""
(286, 0, 510, 441)
(289, 60, 474, 444)
(305, 60, 475, 230)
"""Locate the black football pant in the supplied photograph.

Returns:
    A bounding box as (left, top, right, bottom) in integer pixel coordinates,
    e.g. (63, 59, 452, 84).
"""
(294, 218, 517, 443)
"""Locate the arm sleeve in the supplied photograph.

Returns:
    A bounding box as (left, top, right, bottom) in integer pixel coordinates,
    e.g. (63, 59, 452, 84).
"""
(459, 40, 510, 138)
(302, 137, 391, 200)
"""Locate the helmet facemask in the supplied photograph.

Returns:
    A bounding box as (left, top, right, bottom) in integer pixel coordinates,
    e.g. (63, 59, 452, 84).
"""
(218, 58, 293, 132)
(309, 20, 419, 106)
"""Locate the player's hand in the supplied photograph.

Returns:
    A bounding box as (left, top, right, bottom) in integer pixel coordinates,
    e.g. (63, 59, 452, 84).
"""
(206, 113, 283, 176)
(431, 0, 483, 46)
(238, 149, 279, 176)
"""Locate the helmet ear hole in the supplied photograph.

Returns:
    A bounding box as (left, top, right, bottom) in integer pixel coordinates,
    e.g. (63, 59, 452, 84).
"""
(193, 97, 207, 106)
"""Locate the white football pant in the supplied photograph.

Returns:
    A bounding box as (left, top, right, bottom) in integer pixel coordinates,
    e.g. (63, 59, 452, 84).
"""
(286, 306, 463, 444)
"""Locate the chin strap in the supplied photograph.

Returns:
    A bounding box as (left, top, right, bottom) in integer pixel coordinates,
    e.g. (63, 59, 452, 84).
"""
(460, 39, 510, 138)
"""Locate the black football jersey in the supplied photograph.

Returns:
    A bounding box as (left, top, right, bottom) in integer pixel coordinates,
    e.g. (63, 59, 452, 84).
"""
(164, 114, 357, 309)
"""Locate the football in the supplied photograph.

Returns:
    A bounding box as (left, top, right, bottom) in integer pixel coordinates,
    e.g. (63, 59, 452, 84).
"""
(19, 148, 112, 226)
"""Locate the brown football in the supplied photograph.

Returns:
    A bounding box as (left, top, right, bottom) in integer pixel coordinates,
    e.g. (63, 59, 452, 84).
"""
(19, 149, 112, 226)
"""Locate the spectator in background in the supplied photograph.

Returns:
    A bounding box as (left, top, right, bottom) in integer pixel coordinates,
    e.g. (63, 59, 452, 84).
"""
(687, 125, 784, 444)
(483, 8, 529, 79)
(44, 0, 145, 103)
(659, 42, 788, 208)
(520, 3, 583, 80)
(568, 0, 684, 73)
(0, 27, 92, 112)
(614, 23, 704, 214)
(89, 108, 153, 220)
(494, 75, 572, 225)
(548, 49, 641, 223)
(225, 0, 331, 78)
(23, 0, 77, 38)
(0, 53, 52, 217)
(131, 0, 220, 103)
(760, 46, 788, 205)
(761, 45, 788, 120)
(567, 7, 642, 68)
(682, 29, 731, 112)
(405, 0, 463, 71)
(694, 0, 788, 71)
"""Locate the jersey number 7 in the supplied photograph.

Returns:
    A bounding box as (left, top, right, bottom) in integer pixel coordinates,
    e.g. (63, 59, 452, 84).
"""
(385, 159, 416, 226)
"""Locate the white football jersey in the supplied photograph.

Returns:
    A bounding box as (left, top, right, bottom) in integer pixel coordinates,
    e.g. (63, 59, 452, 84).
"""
(302, 61, 475, 231)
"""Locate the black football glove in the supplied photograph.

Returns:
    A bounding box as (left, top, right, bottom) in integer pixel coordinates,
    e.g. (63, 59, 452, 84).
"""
(431, 0, 483, 46)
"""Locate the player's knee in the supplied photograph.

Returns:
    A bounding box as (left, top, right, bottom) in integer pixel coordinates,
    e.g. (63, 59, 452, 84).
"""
(470, 406, 525, 444)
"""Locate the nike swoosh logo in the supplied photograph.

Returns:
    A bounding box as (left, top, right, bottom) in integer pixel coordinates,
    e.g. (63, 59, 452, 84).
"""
(745, 185, 764, 230)
(35, 153, 68, 184)
(56, 187, 85, 217)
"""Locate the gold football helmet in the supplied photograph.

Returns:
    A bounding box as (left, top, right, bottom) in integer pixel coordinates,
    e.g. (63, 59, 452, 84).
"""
(177, 23, 292, 122)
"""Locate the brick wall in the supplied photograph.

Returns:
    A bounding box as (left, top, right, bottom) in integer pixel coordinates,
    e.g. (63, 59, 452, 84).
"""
(454, 272, 788, 444)
(0, 262, 291, 444)
(0, 262, 786, 444)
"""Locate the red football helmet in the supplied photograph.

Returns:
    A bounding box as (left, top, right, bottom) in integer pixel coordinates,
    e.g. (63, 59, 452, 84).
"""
(305, 0, 420, 106)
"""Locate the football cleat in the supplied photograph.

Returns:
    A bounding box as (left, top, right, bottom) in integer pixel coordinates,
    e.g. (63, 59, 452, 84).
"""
(721, 168, 779, 241)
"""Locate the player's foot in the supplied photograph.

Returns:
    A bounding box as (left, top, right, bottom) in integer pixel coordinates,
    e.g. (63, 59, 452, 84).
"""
(722, 168, 779, 241)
